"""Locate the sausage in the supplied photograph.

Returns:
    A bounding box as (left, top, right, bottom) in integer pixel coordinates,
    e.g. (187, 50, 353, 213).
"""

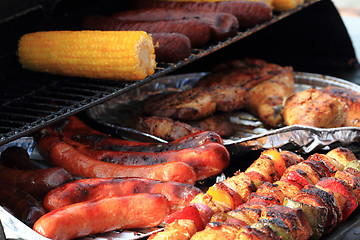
(33, 193, 170, 240)
(48, 138, 197, 184)
(0, 164, 73, 198)
(82, 15, 211, 47)
(112, 8, 239, 41)
(43, 178, 203, 212)
(142, 1, 273, 29)
(151, 33, 191, 62)
(0, 186, 46, 227)
(0, 146, 40, 170)
(75, 142, 230, 181)
(56, 116, 224, 153)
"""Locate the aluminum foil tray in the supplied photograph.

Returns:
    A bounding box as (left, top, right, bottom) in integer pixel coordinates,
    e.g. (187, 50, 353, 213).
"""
(86, 72, 360, 155)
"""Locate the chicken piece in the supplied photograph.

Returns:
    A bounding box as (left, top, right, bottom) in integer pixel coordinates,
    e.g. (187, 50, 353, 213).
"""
(322, 86, 360, 127)
(148, 219, 197, 240)
(272, 180, 302, 199)
(260, 205, 313, 240)
(249, 182, 286, 205)
(326, 147, 357, 168)
(335, 170, 360, 201)
(282, 87, 346, 128)
(136, 116, 200, 141)
(282, 86, 360, 128)
(195, 58, 286, 88)
(223, 172, 257, 203)
(143, 59, 294, 123)
(292, 185, 341, 233)
(245, 155, 281, 187)
(190, 222, 244, 240)
(244, 67, 294, 127)
(186, 113, 234, 137)
(142, 89, 217, 121)
(236, 225, 280, 240)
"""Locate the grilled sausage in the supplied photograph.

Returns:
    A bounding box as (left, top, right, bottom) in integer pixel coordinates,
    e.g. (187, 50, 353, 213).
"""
(112, 8, 239, 41)
(0, 186, 46, 227)
(43, 178, 203, 212)
(0, 164, 73, 198)
(53, 116, 224, 152)
(82, 15, 211, 47)
(151, 33, 191, 62)
(33, 193, 170, 240)
(136, 1, 273, 29)
(47, 138, 197, 184)
(0, 146, 40, 170)
(75, 142, 230, 181)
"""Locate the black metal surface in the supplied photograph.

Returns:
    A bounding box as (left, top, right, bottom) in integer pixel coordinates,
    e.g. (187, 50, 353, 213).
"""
(0, 1, 332, 147)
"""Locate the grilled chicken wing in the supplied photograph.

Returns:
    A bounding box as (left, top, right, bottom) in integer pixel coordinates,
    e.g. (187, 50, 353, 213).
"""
(282, 86, 360, 128)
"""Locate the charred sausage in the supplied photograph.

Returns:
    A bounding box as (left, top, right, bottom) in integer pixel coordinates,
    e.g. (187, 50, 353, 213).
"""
(52, 116, 224, 152)
(43, 178, 203, 212)
(0, 146, 40, 170)
(0, 164, 73, 198)
(112, 8, 239, 41)
(33, 193, 170, 240)
(82, 15, 211, 47)
(151, 33, 191, 62)
(0, 186, 46, 227)
(47, 138, 197, 184)
(141, 1, 273, 29)
(75, 142, 230, 181)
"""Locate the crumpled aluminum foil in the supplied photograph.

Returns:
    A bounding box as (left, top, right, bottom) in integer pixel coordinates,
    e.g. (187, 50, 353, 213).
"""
(86, 71, 360, 155)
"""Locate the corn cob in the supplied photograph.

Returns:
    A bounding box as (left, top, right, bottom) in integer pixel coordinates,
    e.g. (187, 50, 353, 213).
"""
(18, 30, 156, 81)
(272, 0, 305, 11)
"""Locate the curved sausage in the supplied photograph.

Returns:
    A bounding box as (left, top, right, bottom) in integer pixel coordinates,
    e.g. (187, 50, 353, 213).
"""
(0, 186, 46, 227)
(75, 142, 230, 181)
(43, 178, 203, 212)
(57, 117, 224, 152)
(0, 164, 73, 198)
(48, 138, 197, 184)
(82, 15, 211, 47)
(33, 193, 170, 240)
(112, 8, 239, 41)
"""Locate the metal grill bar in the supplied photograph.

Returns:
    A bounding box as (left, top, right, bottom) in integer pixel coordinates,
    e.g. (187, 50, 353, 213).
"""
(0, 3, 316, 146)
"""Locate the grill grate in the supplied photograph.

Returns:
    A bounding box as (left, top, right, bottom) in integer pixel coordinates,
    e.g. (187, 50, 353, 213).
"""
(0, 1, 319, 146)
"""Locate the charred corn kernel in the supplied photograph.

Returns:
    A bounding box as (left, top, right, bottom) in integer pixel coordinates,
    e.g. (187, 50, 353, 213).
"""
(18, 31, 156, 81)
(272, 0, 304, 11)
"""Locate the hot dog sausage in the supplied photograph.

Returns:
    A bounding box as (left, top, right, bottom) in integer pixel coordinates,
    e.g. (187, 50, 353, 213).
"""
(75, 142, 230, 181)
(43, 178, 203, 212)
(82, 15, 211, 47)
(0, 164, 73, 198)
(33, 193, 170, 240)
(0, 186, 46, 227)
(112, 8, 239, 41)
(54, 116, 224, 152)
(151, 33, 191, 62)
(48, 138, 197, 184)
(140, 1, 273, 29)
(0, 146, 40, 170)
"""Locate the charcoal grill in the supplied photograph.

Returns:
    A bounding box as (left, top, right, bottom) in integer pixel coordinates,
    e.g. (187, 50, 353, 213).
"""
(0, 0, 359, 147)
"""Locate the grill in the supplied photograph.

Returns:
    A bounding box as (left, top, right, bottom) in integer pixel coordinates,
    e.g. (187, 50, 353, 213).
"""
(0, 0, 358, 147)
(1, 0, 342, 146)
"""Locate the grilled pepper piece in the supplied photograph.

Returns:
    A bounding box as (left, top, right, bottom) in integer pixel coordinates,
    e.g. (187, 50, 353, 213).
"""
(283, 197, 327, 240)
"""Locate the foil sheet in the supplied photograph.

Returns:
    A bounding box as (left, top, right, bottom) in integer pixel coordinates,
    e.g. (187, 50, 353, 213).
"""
(86, 72, 360, 155)
(2, 72, 360, 240)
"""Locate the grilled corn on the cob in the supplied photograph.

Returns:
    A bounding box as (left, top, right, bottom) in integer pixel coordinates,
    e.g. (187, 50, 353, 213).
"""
(18, 30, 156, 81)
